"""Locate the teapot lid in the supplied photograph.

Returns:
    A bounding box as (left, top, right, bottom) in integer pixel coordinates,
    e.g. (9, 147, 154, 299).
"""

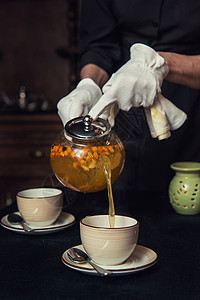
(64, 115, 111, 140)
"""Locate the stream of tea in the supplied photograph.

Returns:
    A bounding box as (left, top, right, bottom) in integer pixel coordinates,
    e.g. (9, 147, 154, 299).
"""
(99, 155, 115, 228)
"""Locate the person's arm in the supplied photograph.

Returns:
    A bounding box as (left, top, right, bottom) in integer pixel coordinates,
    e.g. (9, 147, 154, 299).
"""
(80, 1, 120, 79)
(81, 53, 200, 90)
(80, 64, 109, 88)
(159, 52, 200, 89)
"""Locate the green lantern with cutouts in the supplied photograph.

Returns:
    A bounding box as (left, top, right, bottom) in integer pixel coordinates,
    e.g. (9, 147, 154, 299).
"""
(169, 162, 200, 215)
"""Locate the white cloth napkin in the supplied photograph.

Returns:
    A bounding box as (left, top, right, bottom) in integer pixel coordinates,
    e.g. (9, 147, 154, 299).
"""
(145, 94, 187, 140)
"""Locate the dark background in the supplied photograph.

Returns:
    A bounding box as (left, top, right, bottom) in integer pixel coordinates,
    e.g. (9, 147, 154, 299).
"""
(0, 0, 80, 108)
(0, 0, 80, 208)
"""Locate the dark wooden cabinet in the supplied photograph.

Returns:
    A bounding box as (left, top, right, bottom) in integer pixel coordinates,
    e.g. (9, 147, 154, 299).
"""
(0, 0, 80, 108)
(0, 0, 81, 209)
(0, 113, 63, 209)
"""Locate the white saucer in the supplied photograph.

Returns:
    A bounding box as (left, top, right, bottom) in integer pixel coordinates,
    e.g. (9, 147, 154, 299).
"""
(0, 211, 75, 235)
(62, 244, 158, 276)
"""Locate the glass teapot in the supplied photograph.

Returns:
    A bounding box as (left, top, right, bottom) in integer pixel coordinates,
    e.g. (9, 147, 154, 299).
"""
(50, 115, 125, 193)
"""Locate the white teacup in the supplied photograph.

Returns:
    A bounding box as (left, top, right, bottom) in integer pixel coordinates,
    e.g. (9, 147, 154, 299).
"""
(17, 188, 63, 227)
(80, 215, 139, 266)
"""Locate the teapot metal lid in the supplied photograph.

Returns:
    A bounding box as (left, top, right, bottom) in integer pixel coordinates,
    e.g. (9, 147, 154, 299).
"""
(64, 115, 111, 140)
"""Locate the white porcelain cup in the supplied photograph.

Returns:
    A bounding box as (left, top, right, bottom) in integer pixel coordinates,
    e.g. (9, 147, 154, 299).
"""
(17, 188, 63, 227)
(80, 215, 139, 266)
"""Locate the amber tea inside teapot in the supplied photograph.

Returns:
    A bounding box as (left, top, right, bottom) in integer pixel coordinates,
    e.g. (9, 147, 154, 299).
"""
(50, 115, 125, 193)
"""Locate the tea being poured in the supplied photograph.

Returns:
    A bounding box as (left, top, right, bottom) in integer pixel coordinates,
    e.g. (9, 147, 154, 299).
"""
(99, 155, 115, 228)
(50, 116, 125, 228)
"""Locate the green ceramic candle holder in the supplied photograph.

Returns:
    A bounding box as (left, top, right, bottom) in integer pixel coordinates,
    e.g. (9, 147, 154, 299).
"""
(169, 162, 200, 215)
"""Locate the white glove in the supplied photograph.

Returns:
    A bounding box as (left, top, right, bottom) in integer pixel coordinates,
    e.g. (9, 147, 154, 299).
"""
(89, 43, 169, 120)
(57, 78, 102, 125)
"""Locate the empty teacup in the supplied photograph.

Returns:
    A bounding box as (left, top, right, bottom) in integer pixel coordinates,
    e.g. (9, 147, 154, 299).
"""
(80, 215, 139, 266)
(17, 188, 63, 226)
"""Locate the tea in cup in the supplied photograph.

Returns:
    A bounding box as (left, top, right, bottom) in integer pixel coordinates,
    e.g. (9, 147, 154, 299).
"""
(17, 188, 63, 226)
(80, 215, 139, 266)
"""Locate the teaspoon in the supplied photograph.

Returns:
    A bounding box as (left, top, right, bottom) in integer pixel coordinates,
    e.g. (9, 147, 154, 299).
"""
(8, 213, 34, 232)
(67, 247, 112, 276)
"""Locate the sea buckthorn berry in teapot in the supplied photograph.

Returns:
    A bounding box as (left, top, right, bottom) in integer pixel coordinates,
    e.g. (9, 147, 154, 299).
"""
(50, 115, 125, 193)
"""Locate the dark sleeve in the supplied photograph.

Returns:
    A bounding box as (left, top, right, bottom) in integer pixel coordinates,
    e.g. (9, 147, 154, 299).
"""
(79, 0, 121, 75)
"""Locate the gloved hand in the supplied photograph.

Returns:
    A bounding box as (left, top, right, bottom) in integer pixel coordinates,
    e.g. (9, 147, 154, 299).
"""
(57, 78, 102, 126)
(89, 43, 169, 120)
